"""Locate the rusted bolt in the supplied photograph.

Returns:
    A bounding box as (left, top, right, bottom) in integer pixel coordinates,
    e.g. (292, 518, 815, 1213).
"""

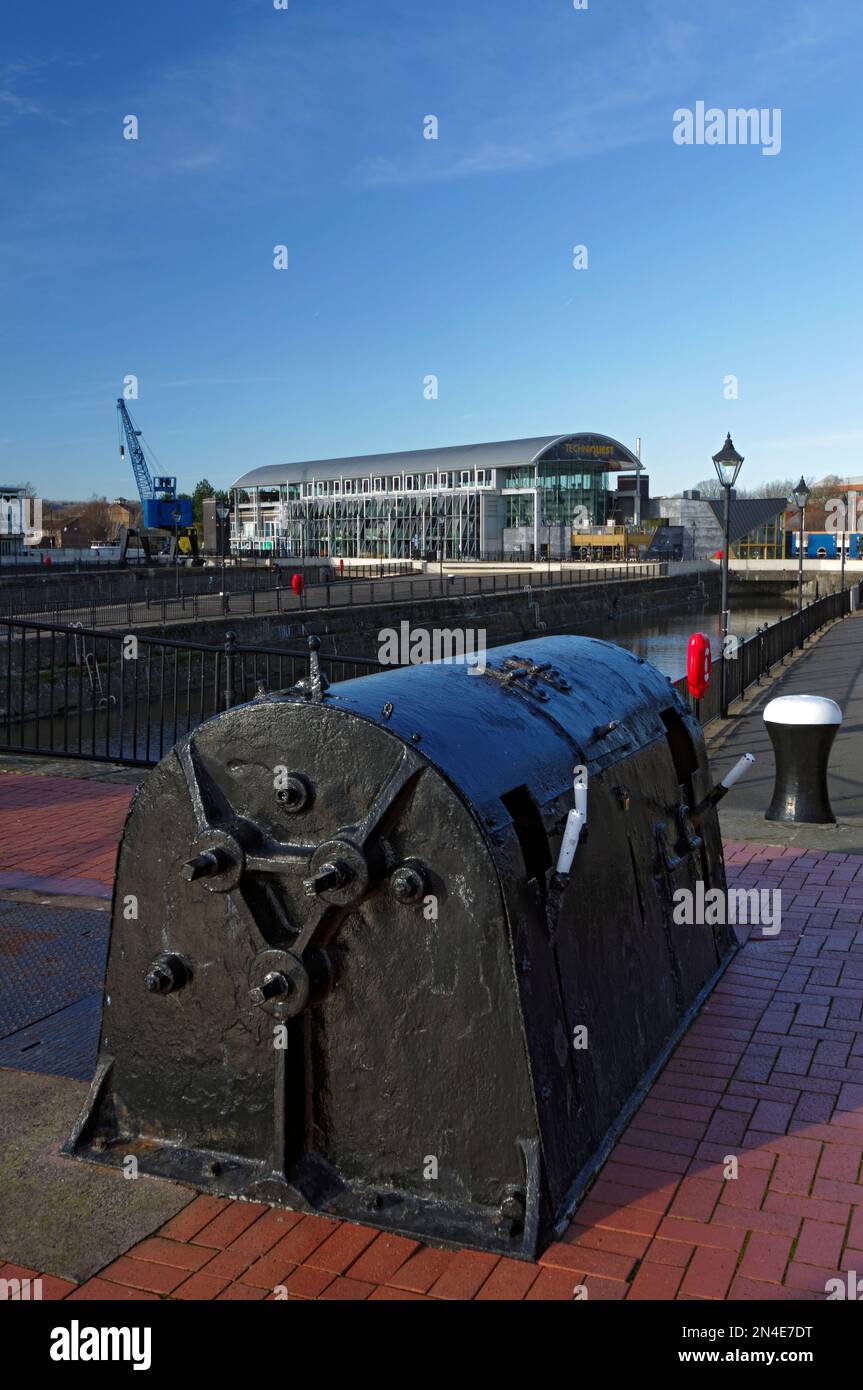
(182, 849, 229, 882)
(249, 971, 291, 1006)
(613, 785, 631, 812)
(276, 774, 312, 814)
(496, 1191, 525, 1237)
(145, 953, 190, 995)
(303, 861, 350, 898)
(389, 861, 426, 904)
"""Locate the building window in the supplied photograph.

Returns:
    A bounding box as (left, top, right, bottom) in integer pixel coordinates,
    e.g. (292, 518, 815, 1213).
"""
(392, 475, 402, 492)
(373, 476, 384, 491)
(361, 478, 370, 493)
(438, 472, 450, 488)
(460, 471, 471, 487)
(425, 473, 435, 488)
(405, 475, 415, 491)
(506, 496, 535, 528)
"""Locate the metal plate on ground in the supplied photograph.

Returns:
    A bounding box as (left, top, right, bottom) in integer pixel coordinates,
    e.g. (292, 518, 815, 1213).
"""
(0, 901, 108, 1080)
(0, 992, 102, 1082)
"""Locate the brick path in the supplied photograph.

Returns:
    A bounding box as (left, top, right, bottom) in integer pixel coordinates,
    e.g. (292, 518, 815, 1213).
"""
(1, 773, 862, 1300)
(0, 772, 132, 897)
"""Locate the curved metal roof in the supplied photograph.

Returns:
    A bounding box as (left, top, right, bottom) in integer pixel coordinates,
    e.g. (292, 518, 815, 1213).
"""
(232, 433, 639, 489)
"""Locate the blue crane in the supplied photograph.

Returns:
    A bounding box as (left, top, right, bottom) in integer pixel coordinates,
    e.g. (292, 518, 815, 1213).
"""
(117, 398, 193, 531)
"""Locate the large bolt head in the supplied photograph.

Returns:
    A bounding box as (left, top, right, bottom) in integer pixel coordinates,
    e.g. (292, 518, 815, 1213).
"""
(182, 829, 244, 893)
(249, 949, 310, 1019)
(302, 839, 370, 906)
(181, 849, 225, 882)
(145, 953, 190, 995)
(145, 964, 173, 994)
(302, 860, 350, 898)
(275, 774, 312, 814)
(389, 859, 427, 905)
(249, 971, 290, 1006)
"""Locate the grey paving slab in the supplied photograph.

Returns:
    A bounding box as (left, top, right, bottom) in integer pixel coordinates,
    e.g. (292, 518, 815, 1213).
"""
(0, 1067, 193, 1282)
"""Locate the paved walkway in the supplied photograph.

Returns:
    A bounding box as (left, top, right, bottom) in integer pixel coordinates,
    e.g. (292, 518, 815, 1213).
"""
(0, 771, 132, 899)
(716, 612, 863, 852)
(1, 766, 861, 1299)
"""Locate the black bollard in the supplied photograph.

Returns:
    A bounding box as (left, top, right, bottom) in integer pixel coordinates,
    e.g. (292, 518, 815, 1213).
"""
(764, 694, 842, 823)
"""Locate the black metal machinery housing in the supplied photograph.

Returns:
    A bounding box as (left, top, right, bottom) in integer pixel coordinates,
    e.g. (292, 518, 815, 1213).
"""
(65, 636, 734, 1258)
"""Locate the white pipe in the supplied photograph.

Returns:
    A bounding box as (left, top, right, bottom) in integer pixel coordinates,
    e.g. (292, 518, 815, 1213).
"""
(720, 752, 756, 790)
(556, 765, 588, 877)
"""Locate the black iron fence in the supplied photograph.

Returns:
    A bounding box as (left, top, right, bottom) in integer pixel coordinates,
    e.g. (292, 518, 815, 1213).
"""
(5, 581, 849, 769)
(674, 585, 857, 726)
(2, 562, 669, 631)
(0, 561, 405, 623)
(0, 620, 384, 768)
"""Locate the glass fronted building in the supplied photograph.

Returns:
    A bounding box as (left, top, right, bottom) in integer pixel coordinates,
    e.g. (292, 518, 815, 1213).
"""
(231, 433, 641, 560)
(0, 485, 27, 559)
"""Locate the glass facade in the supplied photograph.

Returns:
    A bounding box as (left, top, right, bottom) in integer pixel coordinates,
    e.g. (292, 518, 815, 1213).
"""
(505, 495, 534, 528)
(232, 434, 639, 559)
(537, 462, 609, 527)
(253, 492, 481, 559)
(734, 519, 783, 559)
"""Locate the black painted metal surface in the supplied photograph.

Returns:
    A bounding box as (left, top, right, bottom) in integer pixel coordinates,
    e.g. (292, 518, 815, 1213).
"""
(765, 722, 839, 824)
(65, 635, 733, 1257)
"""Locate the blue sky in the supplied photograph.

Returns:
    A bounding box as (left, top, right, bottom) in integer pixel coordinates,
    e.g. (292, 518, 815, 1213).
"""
(1, 0, 861, 500)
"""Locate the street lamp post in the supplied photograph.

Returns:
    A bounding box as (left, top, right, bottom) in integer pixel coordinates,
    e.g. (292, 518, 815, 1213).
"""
(215, 499, 230, 596)
(172, 506, 182, 598)
(792, 476, 811, 647)
(712, 433, 744, 719)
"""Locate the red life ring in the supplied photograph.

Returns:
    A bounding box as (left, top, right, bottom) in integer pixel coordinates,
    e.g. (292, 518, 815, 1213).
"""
(686, 632, 711, 700)
(291, 572, 305, 596)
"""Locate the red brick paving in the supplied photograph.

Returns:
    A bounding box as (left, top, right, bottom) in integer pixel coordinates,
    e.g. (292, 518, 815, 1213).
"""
(0, 771, 132, 895)
(2, 772, 863, 1302)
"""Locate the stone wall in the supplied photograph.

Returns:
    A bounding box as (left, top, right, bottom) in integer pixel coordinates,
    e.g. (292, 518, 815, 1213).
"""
(153, 571, 720, 661)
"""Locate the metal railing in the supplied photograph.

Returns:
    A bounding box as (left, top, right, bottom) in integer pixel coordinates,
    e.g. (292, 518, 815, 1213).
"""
(2, 582, 855, 768)
(1, 562, 669, 630)
(674, 585, 856, 726)
(0, 561, 406, 622)
(0, 620, 384, 768)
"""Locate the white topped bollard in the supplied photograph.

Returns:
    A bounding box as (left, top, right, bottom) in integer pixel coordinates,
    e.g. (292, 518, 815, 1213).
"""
(763, 694, 842, 823)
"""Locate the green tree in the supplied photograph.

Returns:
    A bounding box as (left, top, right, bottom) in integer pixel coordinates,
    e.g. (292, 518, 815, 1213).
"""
(190, 479, 229, 527)
(191, 479, 215, 527)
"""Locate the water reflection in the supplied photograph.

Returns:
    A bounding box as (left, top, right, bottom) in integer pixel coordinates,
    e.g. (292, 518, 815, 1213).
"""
(558, 599, 797, 681)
